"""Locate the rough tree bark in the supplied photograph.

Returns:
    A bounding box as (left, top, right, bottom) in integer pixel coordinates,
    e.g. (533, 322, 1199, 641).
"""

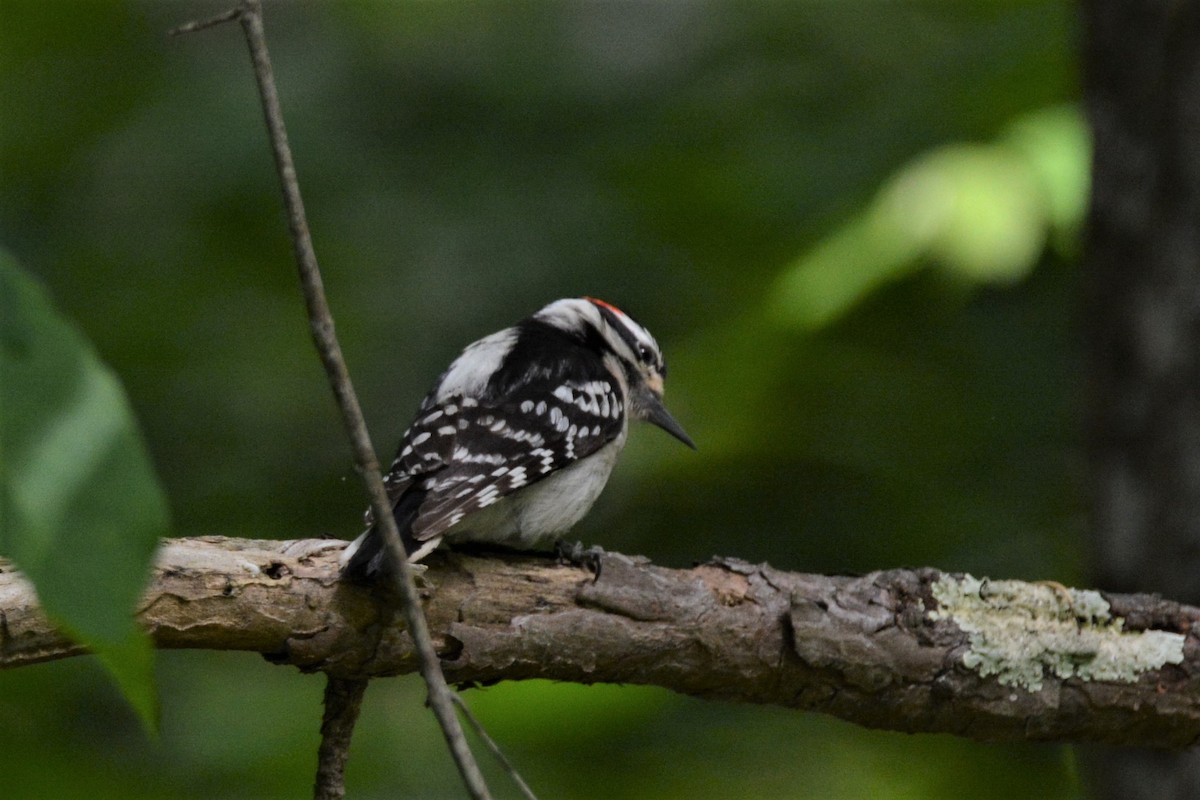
(1083, 1, 1200, 797)
(2, 536, 1198, 749)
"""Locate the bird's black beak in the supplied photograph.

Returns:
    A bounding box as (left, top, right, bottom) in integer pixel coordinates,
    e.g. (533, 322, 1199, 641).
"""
(642, 392, 697, 450)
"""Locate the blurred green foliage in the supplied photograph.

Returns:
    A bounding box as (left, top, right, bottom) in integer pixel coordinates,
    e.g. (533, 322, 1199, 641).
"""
(0, 253, 166, 728)
(0, 1, 1086, 797)
(774, 105, 1087, 327)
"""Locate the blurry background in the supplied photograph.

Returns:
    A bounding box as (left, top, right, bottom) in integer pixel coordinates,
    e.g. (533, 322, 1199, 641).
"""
(1, 1, 1087, 797)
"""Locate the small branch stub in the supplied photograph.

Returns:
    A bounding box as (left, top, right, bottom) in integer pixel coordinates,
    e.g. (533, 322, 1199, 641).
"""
(314, 676, 369, 800)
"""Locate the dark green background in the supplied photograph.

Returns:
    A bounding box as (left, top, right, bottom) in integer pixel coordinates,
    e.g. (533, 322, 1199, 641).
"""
(1, 2, 1085, 797)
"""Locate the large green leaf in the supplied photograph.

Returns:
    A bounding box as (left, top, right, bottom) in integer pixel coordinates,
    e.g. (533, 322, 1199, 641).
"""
(0, 252, 167, 728)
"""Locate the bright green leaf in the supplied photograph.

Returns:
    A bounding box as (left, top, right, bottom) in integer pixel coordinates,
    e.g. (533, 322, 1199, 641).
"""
(0, 252, 167, 729)
(1004, 105, 1091, 248)
(885, 143, 1045, 283)
(771, 213, 923, 330)
(773, 105, 1089, 330)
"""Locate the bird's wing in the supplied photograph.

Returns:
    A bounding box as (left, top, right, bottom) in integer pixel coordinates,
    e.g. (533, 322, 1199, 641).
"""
(383, 378, 626, 543)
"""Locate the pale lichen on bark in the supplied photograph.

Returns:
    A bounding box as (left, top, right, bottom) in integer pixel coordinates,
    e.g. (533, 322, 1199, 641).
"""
(930, 574, 1186, 691)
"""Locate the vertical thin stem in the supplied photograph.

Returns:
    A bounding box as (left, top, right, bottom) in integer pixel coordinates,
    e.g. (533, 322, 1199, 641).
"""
(172, 2, 494, 797)
(314, 676, 369, 800)
(451, 694, 540, 800)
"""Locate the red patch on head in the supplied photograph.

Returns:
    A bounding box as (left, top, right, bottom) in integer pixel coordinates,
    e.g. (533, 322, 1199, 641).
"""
(585, 297, 626, 317)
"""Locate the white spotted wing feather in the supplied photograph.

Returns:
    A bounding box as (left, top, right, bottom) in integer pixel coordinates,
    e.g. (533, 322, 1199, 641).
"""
(380, 376, 627, 550)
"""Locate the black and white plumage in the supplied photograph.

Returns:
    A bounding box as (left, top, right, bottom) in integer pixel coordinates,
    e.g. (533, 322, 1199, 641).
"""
(340, 297, 694, 580)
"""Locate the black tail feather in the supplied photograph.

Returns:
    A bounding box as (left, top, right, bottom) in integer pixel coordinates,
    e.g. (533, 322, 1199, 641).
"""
(340, 488, 425, 582)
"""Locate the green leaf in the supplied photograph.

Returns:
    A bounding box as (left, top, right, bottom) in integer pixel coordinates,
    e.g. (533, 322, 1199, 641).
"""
(773, 105, 1088, 330)
(0, 252, 168, 730)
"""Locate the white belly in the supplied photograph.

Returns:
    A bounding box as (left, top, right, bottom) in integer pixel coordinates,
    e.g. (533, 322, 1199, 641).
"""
(447, 432, 626, 550)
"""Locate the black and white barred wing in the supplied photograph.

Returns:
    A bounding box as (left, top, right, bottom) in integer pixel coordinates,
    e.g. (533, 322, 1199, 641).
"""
(403, 379, 626, 543)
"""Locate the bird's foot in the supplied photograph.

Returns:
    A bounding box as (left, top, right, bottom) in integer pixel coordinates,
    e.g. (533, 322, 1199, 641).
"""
(555, 539, 605, 576)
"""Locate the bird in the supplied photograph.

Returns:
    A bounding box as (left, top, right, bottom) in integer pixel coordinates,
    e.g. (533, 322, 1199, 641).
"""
(340, 297, 695, 580)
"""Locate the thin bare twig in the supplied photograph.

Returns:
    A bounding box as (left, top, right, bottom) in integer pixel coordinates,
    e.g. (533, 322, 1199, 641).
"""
(171, 2, 493, 798)
(167, 7, 240, 36)
(451, 694, 540, 800)
(314, 676, 369, 800)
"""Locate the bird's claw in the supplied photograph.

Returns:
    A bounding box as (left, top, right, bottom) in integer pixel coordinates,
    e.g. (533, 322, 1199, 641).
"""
(555, 539, 605, 577)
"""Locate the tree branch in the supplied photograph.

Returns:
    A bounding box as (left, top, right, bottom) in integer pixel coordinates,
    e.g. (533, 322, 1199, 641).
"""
(2, 536, 1197, 749)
